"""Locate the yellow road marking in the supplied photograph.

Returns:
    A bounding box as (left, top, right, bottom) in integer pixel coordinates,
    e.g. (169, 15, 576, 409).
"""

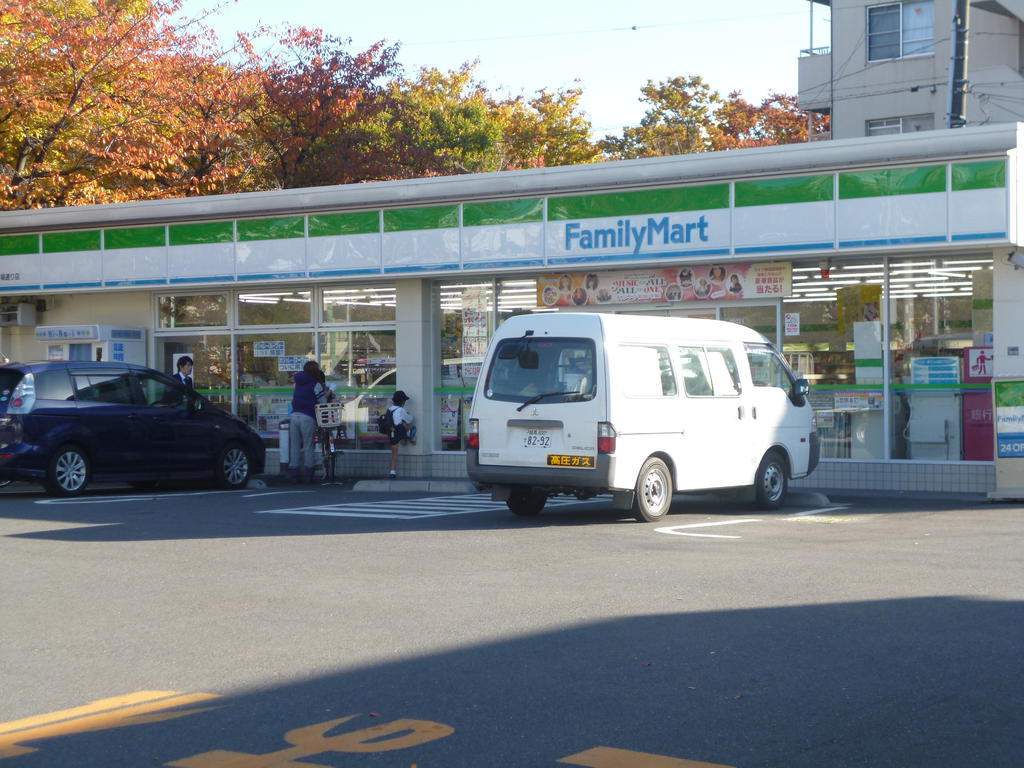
(560, 746, 735, 768)
(0, 691, 219, 759)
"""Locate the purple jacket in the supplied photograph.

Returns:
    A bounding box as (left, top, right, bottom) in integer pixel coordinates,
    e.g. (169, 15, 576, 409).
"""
(291, 371, 317, 418)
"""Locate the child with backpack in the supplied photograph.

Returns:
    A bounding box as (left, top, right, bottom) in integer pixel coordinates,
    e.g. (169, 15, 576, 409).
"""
(380, 390, 414, 479)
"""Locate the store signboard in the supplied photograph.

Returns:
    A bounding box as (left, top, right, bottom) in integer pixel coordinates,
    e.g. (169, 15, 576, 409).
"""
(910, 357, 960, 385)
(536, 263, 791, 308)
(994, 381, 1024, 458)
(254, 341, 285, 357)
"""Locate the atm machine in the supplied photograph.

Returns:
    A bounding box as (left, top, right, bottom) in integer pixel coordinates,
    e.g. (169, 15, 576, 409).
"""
(36, 325, 147, 365)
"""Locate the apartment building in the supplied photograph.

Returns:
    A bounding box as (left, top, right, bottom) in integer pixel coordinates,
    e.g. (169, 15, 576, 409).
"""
(799, 0, 1024, 139)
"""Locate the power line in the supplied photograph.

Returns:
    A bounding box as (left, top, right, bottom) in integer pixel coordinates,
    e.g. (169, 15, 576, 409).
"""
(403, 11, 805, 47)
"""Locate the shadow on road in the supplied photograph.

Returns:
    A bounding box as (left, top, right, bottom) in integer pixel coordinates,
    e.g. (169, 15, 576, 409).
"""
(2, 596, 1021, 767)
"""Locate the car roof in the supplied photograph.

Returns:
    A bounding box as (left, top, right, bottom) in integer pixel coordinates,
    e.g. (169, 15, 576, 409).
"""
(0, 361, 154, 373)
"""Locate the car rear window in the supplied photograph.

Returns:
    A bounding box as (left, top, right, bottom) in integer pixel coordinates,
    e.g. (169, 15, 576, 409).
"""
(485, 337, 596, 404)
(0, 369, 23, 392)
(35, 368, 75, 400)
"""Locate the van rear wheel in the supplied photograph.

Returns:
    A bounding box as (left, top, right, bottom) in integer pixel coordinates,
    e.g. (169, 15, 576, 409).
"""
(632, 457, 672, 522)
(507, 488, 546, 517)
(753, 451, 788, 510)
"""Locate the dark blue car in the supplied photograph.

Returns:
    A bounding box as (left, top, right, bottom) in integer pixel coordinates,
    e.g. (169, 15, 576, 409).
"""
(0, 361, 265, 496)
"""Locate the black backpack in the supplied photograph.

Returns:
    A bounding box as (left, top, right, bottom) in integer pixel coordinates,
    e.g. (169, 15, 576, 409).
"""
(377, 407, 394, 435)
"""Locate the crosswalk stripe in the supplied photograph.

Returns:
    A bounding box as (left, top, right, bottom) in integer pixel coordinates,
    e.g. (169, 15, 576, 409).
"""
(255, 492, 606, 520)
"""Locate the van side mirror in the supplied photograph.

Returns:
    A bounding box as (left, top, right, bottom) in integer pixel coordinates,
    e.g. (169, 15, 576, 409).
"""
(792, 378, 809, 406)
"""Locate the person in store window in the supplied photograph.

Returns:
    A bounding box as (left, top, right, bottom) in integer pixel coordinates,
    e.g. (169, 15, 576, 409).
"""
(173, 355, 194, 390)
(387, 390, 415, 479)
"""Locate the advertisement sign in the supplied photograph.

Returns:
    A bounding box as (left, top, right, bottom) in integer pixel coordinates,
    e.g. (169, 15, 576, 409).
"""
(254, 341, 286, 357)
(461, 287, 489, 378)
(910, 357, 960, 385)
(963, 347, 994, 383)
(784, 312, 800, 336)
(536, 263, 791, 307)
(995, 381, 1024, 458)
(278, 355, 308, 372)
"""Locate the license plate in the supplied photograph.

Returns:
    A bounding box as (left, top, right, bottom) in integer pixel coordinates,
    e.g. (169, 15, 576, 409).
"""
(522, 429, 551, 448)
(546, 454, 595, 469)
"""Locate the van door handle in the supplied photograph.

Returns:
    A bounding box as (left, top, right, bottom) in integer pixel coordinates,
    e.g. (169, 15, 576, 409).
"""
(752, 407, 758, 419)
(737, 406, 744, 420)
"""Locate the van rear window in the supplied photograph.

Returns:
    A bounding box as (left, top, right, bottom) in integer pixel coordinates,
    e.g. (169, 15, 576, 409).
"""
(485, 337, 596, 404)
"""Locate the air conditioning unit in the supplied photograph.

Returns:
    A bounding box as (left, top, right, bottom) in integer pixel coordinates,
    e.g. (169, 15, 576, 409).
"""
(0, 303, 37, 327)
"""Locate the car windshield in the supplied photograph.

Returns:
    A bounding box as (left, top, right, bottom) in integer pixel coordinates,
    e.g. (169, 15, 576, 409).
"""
(484, 337, 596, 404)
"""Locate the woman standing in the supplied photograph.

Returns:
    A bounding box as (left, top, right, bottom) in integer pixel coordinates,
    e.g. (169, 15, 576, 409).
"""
(289, 360, 320, 483)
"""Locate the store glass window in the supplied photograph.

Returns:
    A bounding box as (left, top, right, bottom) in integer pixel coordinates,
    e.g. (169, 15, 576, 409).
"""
(322, 284, 396, 323)
(237, 289, 312, 326)
(158, 294, 228, 328)
(438, 281, 494, 451)
(236, 332, 315, 450)
(155, 335, 232, 412)
(720, 304, 778, 345)
(319, 329, 396, 450)
(888, 256, 993, 461)
(782, 256, 884, 459)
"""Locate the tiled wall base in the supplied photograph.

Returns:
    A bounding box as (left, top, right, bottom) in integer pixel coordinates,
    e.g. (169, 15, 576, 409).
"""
(265, 451, 995, 495)
(791, 460, 994, 495)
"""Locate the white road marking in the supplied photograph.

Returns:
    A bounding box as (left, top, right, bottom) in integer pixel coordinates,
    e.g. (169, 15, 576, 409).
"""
(242, 490, 314, 498)
(35, 490, 236, 505)
(655, 519, 762, 538)
(255, 493, 606, 519)
(787, 505, 850, 518)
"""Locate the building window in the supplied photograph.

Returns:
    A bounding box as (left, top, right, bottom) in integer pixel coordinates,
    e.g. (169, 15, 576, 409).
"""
(322, 284, 396, 324)
(867, 114, 935, 136)
(158, 294, 228, 328)
(868, 1, 934, 61)
(237, 289, 312, 326)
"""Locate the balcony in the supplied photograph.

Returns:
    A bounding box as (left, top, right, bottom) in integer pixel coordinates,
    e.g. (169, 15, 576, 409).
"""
(798, 48, 832, 112)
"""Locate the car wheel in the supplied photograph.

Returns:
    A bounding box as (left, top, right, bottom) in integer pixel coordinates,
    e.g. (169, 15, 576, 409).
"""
(753, 450, 788, 510)
(507, 487, 546, 517)
(216, 443, 251, 489)
(45, 445, 91, 496)
(632, 457, 672, 522)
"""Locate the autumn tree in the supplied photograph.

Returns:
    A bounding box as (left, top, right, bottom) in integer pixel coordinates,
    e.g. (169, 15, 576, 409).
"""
(600, 75, 823, 159)
(238, 26, 401, 189)
(0, 0, 228, 208)
(495, 85, 600, 170)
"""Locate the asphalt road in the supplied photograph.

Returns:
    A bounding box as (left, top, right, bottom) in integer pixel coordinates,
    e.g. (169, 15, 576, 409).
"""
(1, 482, 1022, 767)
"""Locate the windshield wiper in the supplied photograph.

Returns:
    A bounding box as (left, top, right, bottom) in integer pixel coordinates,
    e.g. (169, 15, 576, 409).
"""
(516, 390, 579, 412)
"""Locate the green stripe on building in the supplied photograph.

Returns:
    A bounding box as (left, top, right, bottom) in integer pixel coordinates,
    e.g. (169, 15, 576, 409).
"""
(838, 166, 946, 199)
(548, 184, 729, 221)
(169, 221, 234, 246)
(237, 216, 305, 241)
(384, 205, 459, 232)
(734, 175, 834, 207)
(952, 160, 1006, 191)
(308, 211, 380, 237)
(973, 298, 993, 310)
(42, 230, 101, 253)
(855, 358, 884, 367)
(0, 234, 39, 256)
(104, 226, 165, 250)
(463, 199, 544, 227)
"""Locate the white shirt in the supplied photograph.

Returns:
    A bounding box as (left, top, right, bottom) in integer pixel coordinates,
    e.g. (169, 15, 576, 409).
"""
(388, 404, 413, 426)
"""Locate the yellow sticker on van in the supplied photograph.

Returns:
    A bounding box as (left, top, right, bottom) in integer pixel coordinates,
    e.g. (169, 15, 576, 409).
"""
(547, 454, 595, 468)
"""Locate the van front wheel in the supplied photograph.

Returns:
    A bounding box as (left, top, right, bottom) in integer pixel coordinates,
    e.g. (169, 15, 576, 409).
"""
(632, 457, 672, 522)
(507, 488, 546, 517)
(754, 451, 788, 510)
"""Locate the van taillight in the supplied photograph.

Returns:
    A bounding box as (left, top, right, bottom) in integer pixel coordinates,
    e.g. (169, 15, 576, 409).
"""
(467, 418, 479, 449)
(597, 422, 616, 453)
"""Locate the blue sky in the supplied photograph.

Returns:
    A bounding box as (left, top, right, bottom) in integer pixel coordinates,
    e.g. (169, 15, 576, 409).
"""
(179, 0, 830, 136)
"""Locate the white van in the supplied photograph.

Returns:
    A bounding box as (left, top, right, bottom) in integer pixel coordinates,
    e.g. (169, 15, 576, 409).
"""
(466, 312, 819, 522)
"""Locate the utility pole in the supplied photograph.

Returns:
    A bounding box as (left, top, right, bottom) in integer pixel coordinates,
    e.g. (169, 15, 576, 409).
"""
(947, 0, 970, 128)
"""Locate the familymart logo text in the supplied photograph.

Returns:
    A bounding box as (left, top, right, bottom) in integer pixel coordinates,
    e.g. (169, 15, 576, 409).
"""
(564, 215, 710, 254)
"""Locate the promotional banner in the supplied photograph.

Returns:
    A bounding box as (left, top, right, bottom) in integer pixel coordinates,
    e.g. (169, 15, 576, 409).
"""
(995, 380, 1024, 458)
(536, 263, 791, 307)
